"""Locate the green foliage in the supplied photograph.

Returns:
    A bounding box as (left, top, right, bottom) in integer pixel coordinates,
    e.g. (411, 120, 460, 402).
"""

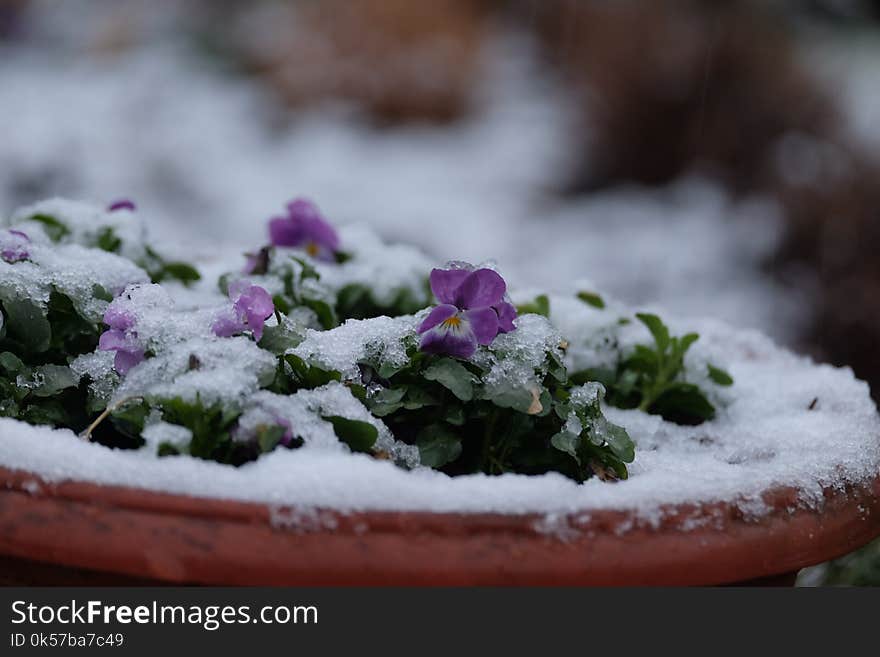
(359, 344, 634, 483)
(262, 252, 430, 329)
(516, 294, 550, 317)
(571, 313, 733, 425)
(322, 415, 378, 453)
(142, 396, 247, 464)
(28, 214, 70, 242)
(576, 291, 606, 309)
(707, 364, 734, 386)
(96, 227, 122, 253)
(142, 246, 201, 286)
(335, 282, 430, 322)
(0, 288, 101, 365)
(271, 255, 339, 329)
(0, 352, 90, 432)
(811, 538, 880, 586)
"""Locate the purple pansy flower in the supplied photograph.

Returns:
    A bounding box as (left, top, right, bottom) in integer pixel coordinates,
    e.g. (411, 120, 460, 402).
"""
(98, 300, 144, 375)
(1, 229, 30, 263)
(107, 199, 136, 212)
(212, 280, 275, 341)
(268, 198, 339, 262)
(418, 266, 518, 359)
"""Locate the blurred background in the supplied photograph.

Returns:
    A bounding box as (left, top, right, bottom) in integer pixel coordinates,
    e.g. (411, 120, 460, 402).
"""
(1, 0, 878, 585)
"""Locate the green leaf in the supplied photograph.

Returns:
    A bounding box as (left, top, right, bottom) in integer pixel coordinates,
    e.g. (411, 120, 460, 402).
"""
(678, 333, 699, 355)
(0, 293, 51, 353)
(157, 443, 181, 458)
(258, 321, 303, 355)
(651, 383, 716, 425)
(160, 262, 201, 284)
(256, 425, 288, 453)
(550, 431, 581, 465)
(323, 415, 378, 453)
(635, 313, 670, 352)
(403, 385, 441, 410)
(303, 298, 338, 330)
(283, 353, 341, 388)
(707, 364, 734, 386)
(516, 294, 550, 317)
(486, 385, 539, 414)
(423, 358, 476, 401)
(576, 291, 605, 309)
(96, 227, 122, 253)
(28, 214, 70, 242)
(444, 404, 466, 426)
(368, 387, 407, 417)
(91, 283, 114, 302)
(28, 364, 79, 397)
(0, 351, 24, 374)
(416, 424, 462, 468)
(601, 422, 635, 463)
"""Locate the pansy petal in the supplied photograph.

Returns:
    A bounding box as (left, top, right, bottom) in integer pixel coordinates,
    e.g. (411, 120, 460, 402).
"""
(303, 214, 340, 253)
(212, 310, 244, 338)
(455, 268, 506, 309)
(237, 286, 274, 321)
(286, 197, 321, 218)
(494, 301, 517, 333)
(268, 216, 304, 247)
(417, 304, 459, 334)
(227, 278, 253, 299)
(234, 286, 274, 341)
(464, 307, 500, 345)
(103, 304, 135, 331)
(429, 268, 471, 304)
(98, 329, 132, 352)
(114, 348, 144, 375)
(419, 325, 476, 359)
(107, 199, 136, 212)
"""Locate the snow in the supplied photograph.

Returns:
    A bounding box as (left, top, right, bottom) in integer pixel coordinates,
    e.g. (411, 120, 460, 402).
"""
(9, 198, 148, 262)
(1, 304, 878, 524)
(0, 13, 804, 343)
(0, 240, 148, 322)
(291, 314, 419, 381)
(316, 224, 433, 305)
(115, 336, 276, 407)
(480, 313, 564, 399)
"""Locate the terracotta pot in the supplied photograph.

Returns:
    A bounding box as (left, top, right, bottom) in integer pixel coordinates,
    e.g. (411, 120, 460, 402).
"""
(0, 465, 878, 586)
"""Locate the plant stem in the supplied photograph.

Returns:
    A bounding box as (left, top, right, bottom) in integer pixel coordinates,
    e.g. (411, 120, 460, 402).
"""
(480, 411, 498, 473)
(79, 396, 142, 441)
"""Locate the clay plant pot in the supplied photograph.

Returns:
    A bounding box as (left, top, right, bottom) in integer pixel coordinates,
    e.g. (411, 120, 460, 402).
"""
(1, 465, 879, 586)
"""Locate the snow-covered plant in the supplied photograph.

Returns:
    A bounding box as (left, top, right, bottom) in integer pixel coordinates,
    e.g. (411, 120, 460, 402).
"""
(568, 311, 733, 425)
(222, 199, 432, 328)
(0, 196, 734, 485)
(8, 199, 200, 286)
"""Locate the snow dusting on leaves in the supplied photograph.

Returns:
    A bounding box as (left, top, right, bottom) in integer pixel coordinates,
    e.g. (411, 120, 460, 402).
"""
(1, 195, 878, 515)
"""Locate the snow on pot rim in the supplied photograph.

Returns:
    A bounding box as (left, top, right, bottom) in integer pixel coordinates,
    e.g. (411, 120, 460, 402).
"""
(1, 314, 877, 526)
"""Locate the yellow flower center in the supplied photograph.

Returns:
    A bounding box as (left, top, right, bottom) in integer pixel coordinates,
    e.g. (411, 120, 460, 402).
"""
(441, 315, 462, 329)
(305, 242, 320, 257)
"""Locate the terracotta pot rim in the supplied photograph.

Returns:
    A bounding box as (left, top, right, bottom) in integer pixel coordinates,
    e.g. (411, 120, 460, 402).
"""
(0, 463, 870, 529)
(1, 465, 879, 585)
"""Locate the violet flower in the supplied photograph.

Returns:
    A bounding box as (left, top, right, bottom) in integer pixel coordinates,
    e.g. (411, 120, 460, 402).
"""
(212, 280, 275, 341)
(108, 199, 136, 212)
(98, 300, 144, 375)
(418, 266, 518, 359)
(1, 229, 30, 263)
(268, 198, 339, 262)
